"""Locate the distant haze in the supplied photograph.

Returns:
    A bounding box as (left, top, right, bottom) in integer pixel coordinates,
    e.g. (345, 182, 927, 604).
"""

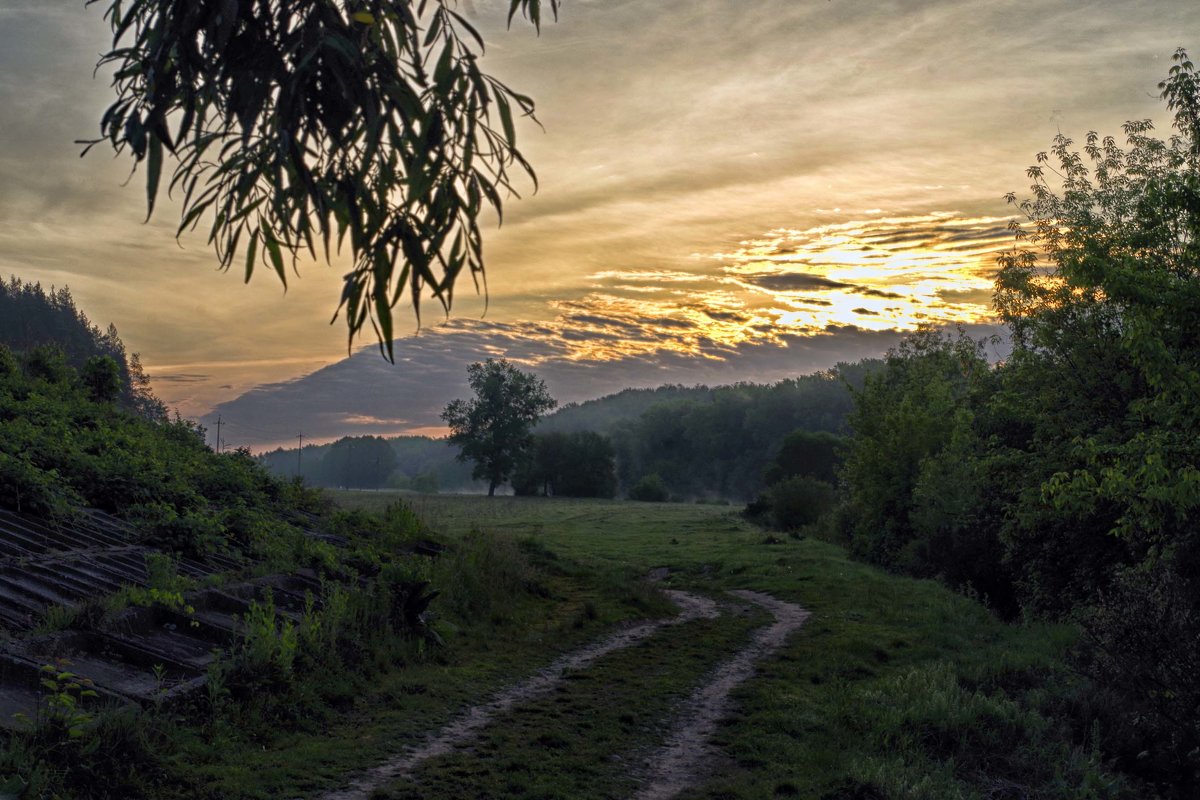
(201, 321, 1008, 451)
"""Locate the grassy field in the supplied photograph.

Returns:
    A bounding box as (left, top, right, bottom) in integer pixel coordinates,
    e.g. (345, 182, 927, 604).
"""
(60, 490, 1133, 798)
(315, 492, 1131, 800)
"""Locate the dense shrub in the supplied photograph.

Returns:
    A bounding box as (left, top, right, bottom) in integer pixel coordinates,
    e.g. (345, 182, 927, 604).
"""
(514, 431, 618, 498)
(836, 53, 1200, 793)
(628, 473, 669, 502)
(764, 430, 845, 486)
(766, 476, 835, 531)
(0, 345, 322, 563)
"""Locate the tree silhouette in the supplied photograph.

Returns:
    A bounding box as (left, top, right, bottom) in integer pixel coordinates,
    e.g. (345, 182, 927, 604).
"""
(442, 358, 555, 496)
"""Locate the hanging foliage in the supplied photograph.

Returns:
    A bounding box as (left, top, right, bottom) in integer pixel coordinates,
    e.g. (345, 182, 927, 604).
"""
(84, 0, 559, 358)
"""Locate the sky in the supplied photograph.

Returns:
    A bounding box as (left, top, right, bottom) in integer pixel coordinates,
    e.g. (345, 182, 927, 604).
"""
(0, 0, 1196, 448)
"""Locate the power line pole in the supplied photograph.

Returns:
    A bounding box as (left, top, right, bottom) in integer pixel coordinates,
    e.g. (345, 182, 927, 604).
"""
(297, 432, 304, 476)
(215, 416, 223, 453)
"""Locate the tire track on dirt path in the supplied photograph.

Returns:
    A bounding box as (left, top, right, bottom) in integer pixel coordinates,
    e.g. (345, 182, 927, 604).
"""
(631, 590, 811, 800)
(318, 589, 719, 800)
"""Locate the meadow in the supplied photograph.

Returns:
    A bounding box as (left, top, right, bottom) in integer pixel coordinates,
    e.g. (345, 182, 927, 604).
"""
(295, 491, 1125, 800)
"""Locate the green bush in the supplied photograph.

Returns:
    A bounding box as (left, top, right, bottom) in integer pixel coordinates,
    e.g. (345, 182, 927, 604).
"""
(81, 355, 122, 403)
(767, 475, 835, 531)
(0, 452, 82, 517)
(432, 530, 539, 626)
(629, 473, 669, 502)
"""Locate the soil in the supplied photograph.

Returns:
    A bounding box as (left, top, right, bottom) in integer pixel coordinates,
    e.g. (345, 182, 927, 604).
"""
(318, 588, 809, 800)
(319, 589, 717, 800)
(631, 590, 810, 800)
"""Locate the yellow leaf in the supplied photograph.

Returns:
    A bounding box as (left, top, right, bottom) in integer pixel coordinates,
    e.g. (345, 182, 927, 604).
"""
(351, 11, 376, 24)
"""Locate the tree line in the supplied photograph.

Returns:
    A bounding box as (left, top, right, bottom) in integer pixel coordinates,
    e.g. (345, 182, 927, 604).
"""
(257, 435, 478, 492)
(258, 363, 873, 501)
(0, 277, 165, 420)
(452, 360, 874, 502)
(829, 53, 1200, 795)
(605, 364, 872, 501)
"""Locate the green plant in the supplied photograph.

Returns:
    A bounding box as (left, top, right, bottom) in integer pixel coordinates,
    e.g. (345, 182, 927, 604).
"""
(14, 661, 99, 743)
(33, 604, 80, 635)
(628, 473, 669, 503)
(204, 660, 231, 718)
(145, 552, 187, 593)
(145, 663, 169, 710)
(107, 552, 198, 619)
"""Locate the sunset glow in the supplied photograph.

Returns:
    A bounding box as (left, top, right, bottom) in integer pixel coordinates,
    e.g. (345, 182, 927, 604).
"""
(0, 1, 1194, 444)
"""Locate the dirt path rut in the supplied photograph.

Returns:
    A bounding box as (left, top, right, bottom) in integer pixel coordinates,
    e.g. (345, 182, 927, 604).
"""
(318, 589, 720, 800)
(631, 590, 810, 800)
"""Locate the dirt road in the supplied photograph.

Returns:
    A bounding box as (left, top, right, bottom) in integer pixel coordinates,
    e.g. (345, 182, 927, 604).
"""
(318, 588, 808, 800)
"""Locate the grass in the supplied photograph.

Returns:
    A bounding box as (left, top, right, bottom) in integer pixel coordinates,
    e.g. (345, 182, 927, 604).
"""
(379, 603, 766, 800)
(328, 492, 1136, 800)
(7, 492, 1136, 798)
(159, 526, 672, 799)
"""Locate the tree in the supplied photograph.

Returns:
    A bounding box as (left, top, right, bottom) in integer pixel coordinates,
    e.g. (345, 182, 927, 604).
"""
(841, 328, 990, 568)
(555, 431, 617, 498)
(992, 49, 1200, 781)
(86, 0, 558, 357)
(442, 359, 555, 496)
(513, 431, 617, 498)
(763, 429, 845, 486)
(81, 355, 122, 404)
(318, 436, 398, 488)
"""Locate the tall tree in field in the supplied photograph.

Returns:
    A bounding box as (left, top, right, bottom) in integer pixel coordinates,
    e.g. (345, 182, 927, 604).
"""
(85, 0, 558, 357)
(442, 359, 555, 496)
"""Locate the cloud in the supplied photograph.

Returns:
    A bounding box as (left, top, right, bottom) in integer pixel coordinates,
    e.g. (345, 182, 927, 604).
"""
(702, 309, 748, 323)
(741, 273, 852, 292)
(853, 287, 906, 299)
(203, 318, 1010, 450)
(937, 287, 996, 306)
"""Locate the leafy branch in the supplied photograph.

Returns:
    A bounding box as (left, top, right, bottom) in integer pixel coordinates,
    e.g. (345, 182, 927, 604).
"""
(83, 0, 559, 359)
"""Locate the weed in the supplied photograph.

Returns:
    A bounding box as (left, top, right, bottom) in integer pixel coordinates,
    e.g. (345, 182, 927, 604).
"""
(18, 660, 99, 742)
(32, 604, 79, 635)
(237, 590, 296, 679)
(104, 552, 198, 620)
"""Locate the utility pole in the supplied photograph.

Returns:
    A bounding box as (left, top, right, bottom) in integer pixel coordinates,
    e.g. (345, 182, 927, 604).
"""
(215, 416, 223, 453)
(297, 432, 304, 476)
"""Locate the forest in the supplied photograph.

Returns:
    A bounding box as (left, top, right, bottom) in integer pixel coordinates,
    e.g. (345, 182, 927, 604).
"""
(258, 360, 876, 502)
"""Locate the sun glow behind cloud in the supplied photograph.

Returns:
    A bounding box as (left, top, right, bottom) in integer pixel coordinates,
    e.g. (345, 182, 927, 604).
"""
(477, 212, 1016, 370)
(715, 213, 1012, 333)
(194, 209, 1018, 448)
